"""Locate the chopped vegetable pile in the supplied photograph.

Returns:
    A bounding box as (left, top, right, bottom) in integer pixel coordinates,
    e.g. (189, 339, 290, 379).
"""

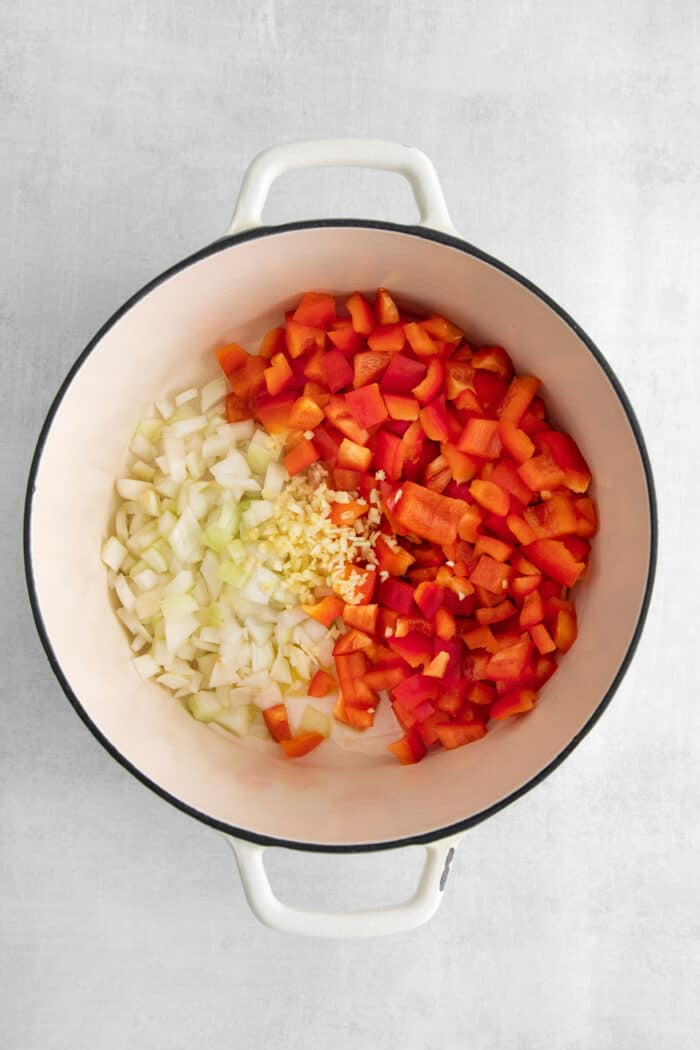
(104, 287, 597, 765)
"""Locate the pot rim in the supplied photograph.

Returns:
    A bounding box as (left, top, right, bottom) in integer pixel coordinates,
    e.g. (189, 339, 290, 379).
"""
(23, 218, 658, 853)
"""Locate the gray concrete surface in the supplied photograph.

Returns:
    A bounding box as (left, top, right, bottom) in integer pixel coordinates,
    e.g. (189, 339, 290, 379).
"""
(2, 1, 698, 1047)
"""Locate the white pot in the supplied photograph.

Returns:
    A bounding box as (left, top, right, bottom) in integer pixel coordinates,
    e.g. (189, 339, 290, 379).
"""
(25, 139, 656, 937)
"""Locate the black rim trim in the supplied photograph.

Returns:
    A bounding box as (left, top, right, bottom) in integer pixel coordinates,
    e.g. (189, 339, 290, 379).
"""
(23, 218, 658, 854)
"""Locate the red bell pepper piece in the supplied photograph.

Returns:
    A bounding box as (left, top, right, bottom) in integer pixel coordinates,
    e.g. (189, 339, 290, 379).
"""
(445, 358, 475, 400)
(562, 536, 590, 562)
(324, 395, 370, 444)
(523, 539, 585, 588)
(472, 345, 513, 381)
(474, 535, 513, 562)
(412, 359, 445, 404)
(293, 291, 336, 329)
(254, 393, 294, 432)
(328, 326, 365, 353)
(283, 437, 320, 476)
(375, 535, 415, 576)
(434, 723, 487, 749)
(342, 603, 379, 634)
(334, 564, 377, 605)
(434, 607, 456, 640)
(281, 731, 325, 758)
(404, 322, 440, 357)
(307, 670, 335, 698)
(462, 624, 499, 652)
(352, 352, 392, 389)
(468, 681, 496, 706)
(263, 352, 295, 396)
(333, 628, 374, 655)
(301, 595, 344, 627)
(440, 443, 480, 483)
(519, 589, 544, 628)
(506, 514, 537, 545)
(366, 663, 409, 692)
(457, 418, 503, 459)
(536, 431, 592, 493)
(367, 324, 405, 353)
(469, 554, 511, 593)
(498, 375, 540, 424)
(392, 674, 440, 709)
(385, 394, 420, 421)
(469, 479, 509, 517)
(517, 454, 567, 493)
(529, 622, 557, 655)
(421, 315, 463, 346)
(414, 581, 446, 619)
(574, 496, 598, 537)
(473, 371, 509, 413)
(499, 420, 535, 463)
(524, 490, 578, 539)
(288, 396, 325, 431)
(337, 437, 373, 472)
(259, 327, 287, 359)
(345, 383, 389, 428)
(423, 651, 450, 678)
(332, 467, 362, 490)
(312, 422, 342, 464)
(420, 395, 450, 442)
(490, 458, 534, 507)
(553, 605, 577, 652)
(378, 576, 415, 615)
(225, 392, 253, 423)
(318, 348, 354, 392)
(475, 600, 516, 625)
(375, 287, 400, 324)
(388, 727, 427, 764)
(228, 355, 267, 400)
(372, 430, 402, 480)
(392, 481, 466, 546)
(387, 632, 433, 668)
(330, 500, 368, 527)
(285, 320, 325, 359)
(346, 292, 375, 335)
(490, 687, 537, 719)
(263, 703, 292, 742)
(423, 454, 451, 492)
(302, 349, 328, 386)
(380, 353, 426, 394)
(484, 637, 534, 682)
(216, 342, 249, 375)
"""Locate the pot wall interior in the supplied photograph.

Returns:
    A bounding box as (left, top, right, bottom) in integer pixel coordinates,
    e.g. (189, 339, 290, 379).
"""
(29, 226, 652, 846)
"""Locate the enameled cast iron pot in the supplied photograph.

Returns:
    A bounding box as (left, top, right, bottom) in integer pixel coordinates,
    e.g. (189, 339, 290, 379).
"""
(24, 140, 657, 937)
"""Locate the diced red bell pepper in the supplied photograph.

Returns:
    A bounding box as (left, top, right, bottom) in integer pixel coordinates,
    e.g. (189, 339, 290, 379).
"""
(283, 437, 320, 476)
(324, 395, 370, 444)
(332, 467, 362, 490)
(499, 420, 535, 463)
(412, 359, 445, 404)
(423, 454, 451, 492)
(484, 637, 534, 682)
(562, 536, 591, 562)
(518, 454, 567, 493)
(473, 371, 510, 413)
(469, 554, 511, 594)
(574, 496, 598, 537)
(319, 348, 354, 392)
(388, 727, 427, 764)
(392, 481, 466, 546)
(366, 663, 409, 692)
(420, 395, 450, 442)
(457, 418, 503, 459)
(377, 606, 399, 639)
(373, 430, 403, 481)
(264, 352, 295, 396)
(293, 291, 336, 329)
(345, 383, 389, 428)
(536, 431, 592, 493)
(342, 603, 379, 634)
(462, 624, 498, 652)
(328, 326, 365, 353)
(342, 705, 375, 730)
(308, 670, 335, 698)
(301, 595, 344, 627)
(303, 381, 330, 408)
(475, 600, 516, 625)
(346, 292, 375, 335)
(259, 327, 287, 359)
(522, 539, 585, 588)
(435, 723, 487, 749)
(285, 320, 325, 359)
(392, 674, 439, 709)
(312, 423, 342, 464)
(490, 458, 534, 507)
(337, 437, 373, 472)
(529, 622, 556, 655)
(263, 703, 292, 742)
(523, 490, 578, 539)
(330, 501, 368, 527)
(506, 514, 537, 545)
(302, 348, 327, 385)
(281, 731, 325, 758)
(498, 375, 540, 424)
(391, 699, 417, 731)
(469, 479, 509, 517)
(225, 392, 253, 423)
(510, 552, 541, 576)
(439, 443, 480, 484)
(228, 355, 267, 400)
(421, 315, 463, 346)
(288, 395, 325, 430)
(254, 393, 295, 432)
(334, 563, 377, 605)
(375, 287, 400, 324)
(553, 605, 577, 652)
(434, 606, 456, 640)
(387, 632, 433, 668)
(404, 322, 440, 357)
(468, 681, 496, 705)
(375, 535, 415, 576)
(414, 581, 446, 619)
(380, 353, 426, 395)
(368, 324, 405, 353)
(423, 651, 450, 678)
(216, 342, 249, 375)
(385, 394, 420, 421)
(490, 687, 537, 719)
(378, 576, 415, 615)
(352, 351, 392, 389)
(519, 589, 544, 628)
(333, 628, 374, 655)
(474, 535, 513, 562)
(444, 358, 474, 400)
(472, 345, 513, 381)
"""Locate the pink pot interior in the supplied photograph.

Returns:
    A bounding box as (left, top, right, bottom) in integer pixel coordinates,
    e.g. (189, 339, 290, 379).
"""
(28, 226, 653, 847)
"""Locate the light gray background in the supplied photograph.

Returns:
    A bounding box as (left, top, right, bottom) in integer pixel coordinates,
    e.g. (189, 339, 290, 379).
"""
(2, 2, 698, 1048)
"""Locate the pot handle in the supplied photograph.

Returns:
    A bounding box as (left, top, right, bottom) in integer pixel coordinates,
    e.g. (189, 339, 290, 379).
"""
(227, 138, 456, 236)
(226, 832, 462, 938)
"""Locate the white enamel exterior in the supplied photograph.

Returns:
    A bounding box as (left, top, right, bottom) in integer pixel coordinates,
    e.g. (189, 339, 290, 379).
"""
(27, 141, 653, 936)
